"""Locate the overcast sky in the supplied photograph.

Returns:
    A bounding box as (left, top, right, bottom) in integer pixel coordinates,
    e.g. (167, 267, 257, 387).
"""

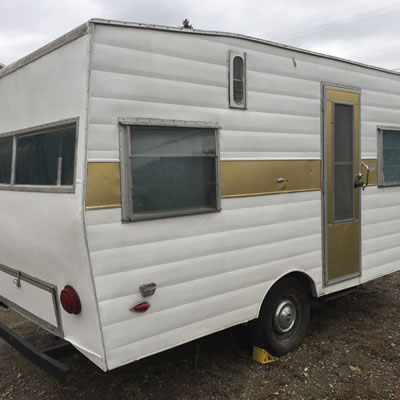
(1, 0, 400, 70)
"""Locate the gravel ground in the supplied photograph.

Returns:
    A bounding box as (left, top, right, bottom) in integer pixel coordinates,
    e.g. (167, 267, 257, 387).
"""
(1, 272, 400, 400)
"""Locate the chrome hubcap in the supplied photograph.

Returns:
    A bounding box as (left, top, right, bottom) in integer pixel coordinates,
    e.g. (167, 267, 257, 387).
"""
(273, 299, 297, 334)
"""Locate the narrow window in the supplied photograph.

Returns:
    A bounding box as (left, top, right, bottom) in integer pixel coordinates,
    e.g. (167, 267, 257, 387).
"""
(0, 138, 13, 184)
(122, 124, 220, 221)
(378, 129, 400, 186)
(333, 103, 354, 222)
(233, 56, 244, 103)
(229, 51, 246, 109)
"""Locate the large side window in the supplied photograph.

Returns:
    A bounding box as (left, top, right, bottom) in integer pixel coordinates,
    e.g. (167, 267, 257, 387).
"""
(0, 138, 13, 184)
(120, 120, 220, 221)
(378, 128, 400, 187)
(15, 126, 76, 186)
(229, 51, 246, 109)
(0, 119, 77, 192)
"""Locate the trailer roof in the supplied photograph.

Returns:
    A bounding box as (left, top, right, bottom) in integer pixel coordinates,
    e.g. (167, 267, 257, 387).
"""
(1, 18, 399, 79)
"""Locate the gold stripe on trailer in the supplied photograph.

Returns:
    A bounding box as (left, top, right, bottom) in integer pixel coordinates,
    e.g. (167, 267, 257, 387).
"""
(85, 159, 378, 210)
(86, 162, 121, 210)
(220, 160, 321, 198)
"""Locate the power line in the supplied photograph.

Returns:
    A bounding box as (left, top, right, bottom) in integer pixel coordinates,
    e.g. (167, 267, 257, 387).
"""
(350, 42, 400, 59)
(275, 3, 400, 43)
(265, 0, 392, 38)
(277, 3, 400, 42)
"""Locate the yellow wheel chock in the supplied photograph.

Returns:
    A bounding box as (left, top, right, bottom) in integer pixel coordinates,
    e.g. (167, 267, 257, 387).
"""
(252, 346, 279, 364)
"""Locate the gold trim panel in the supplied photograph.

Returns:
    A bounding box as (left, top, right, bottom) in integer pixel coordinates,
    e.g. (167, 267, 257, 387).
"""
(220, 160, 321, 198)
(326, 89, 360, 104)
(86, 162, 121, 210)
(85, 160, 323, 210)
(362, 159, 378, 186)
(86, 204, 122, 210)
(327, 222, 360, 281)
(324, 88, 362, 284)
(85, 158, 377, 211)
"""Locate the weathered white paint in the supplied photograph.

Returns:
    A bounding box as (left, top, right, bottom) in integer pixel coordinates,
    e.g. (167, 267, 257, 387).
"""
(1, 20, 400, 372)
(0, 33, 106, 369)
(0, 270, 58, 327)
(85, 23, 400, 369)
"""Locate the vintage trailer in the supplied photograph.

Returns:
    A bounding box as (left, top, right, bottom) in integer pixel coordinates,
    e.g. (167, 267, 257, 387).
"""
(1, 19, 400, 374)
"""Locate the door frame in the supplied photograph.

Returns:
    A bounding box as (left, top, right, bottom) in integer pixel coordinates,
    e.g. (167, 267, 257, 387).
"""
(321, 82, 362, 287)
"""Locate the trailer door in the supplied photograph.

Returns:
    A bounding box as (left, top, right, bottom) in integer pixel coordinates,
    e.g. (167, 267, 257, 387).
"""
(323, 86, 361, 285)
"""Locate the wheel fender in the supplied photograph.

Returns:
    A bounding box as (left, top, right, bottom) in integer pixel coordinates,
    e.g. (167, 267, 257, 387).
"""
(255, 270, 317, 318)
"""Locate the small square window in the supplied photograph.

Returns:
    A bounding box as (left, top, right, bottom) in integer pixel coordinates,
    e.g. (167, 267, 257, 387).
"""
(121, 122, 220, 221)
(378, 128, 400, 187)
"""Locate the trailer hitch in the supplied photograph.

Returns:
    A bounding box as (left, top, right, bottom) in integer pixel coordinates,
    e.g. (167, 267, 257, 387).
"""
(0, 321, 75, 383)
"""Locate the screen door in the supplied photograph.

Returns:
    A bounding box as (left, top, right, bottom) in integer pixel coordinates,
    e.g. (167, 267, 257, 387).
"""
(323, 87, 361, 284)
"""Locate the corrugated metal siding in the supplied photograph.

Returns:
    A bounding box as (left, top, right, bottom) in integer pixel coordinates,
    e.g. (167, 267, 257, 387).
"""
(362, 187, 400, 281)
(87, 27, 323, 161)
(85, 24, 400, 368)
(86, 192, 322, 369)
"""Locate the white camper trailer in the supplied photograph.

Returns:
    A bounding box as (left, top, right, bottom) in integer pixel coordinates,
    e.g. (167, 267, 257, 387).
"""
(1, 19, 400, 374)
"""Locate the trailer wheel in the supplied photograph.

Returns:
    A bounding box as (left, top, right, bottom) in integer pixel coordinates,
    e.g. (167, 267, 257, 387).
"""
(251, 276, 310, 357)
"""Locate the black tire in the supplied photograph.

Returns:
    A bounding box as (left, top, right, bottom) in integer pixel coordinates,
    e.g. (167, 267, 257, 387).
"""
(250, 276, 310, 357)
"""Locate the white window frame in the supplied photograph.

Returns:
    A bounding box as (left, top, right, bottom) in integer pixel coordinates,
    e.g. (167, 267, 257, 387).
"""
(119, 117, 221, 222)
(229, 51, 247, 109)
(0, 118, 79, 193)
(377, 126, 400, 187)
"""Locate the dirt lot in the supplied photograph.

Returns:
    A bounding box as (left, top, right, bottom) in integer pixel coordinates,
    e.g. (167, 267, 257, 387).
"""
(1, 272, 400, 400)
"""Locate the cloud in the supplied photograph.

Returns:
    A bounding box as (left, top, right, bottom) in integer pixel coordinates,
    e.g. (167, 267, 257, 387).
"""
(0, 0, 399, 69)
(0, 0, 104, 64)
(0, 32, 47, 64)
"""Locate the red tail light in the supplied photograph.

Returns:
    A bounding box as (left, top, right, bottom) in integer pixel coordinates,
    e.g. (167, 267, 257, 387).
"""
(132, 301, 150, 313)
(60, 285, 81, 314)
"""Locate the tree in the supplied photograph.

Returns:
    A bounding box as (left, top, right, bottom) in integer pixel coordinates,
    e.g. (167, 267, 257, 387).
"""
(181, 18, 193, 29)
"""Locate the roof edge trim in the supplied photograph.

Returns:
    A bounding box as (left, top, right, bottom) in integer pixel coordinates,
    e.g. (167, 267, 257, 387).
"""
(0, 22, 90, 79)
(1, 18, 399, 80)
(89, 18, 400, 78)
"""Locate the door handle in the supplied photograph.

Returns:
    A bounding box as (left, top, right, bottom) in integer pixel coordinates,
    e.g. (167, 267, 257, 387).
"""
(361, 162, 370, 191)
(355, 163, 370, 190)
(354, 173, 363, 188)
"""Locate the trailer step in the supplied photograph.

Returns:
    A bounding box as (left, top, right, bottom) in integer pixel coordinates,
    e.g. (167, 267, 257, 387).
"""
(0, 321, 75, 383)
(321, 286, 360, 302)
